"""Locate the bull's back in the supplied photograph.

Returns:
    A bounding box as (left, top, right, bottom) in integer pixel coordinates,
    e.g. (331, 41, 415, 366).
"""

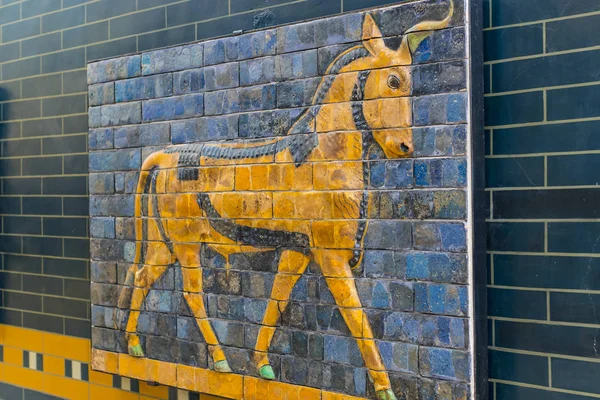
(147, 135, 365, 249)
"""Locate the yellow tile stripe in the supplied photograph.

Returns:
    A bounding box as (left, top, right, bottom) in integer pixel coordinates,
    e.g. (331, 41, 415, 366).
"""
(0, 324, 368, 400)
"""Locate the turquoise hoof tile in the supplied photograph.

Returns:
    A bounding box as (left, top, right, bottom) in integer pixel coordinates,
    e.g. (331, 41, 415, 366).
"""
(214, 360, 232, 373)
(128, 344, 144, 357)
(377, 389, 398, 400)
(259, 365, 275, 380)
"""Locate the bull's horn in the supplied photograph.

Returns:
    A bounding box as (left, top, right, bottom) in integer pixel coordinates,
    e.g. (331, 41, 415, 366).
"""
(405, 0, 454, 34)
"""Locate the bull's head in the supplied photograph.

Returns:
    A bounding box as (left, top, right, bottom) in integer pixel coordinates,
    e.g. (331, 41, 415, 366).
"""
(357, 0, 454, 159)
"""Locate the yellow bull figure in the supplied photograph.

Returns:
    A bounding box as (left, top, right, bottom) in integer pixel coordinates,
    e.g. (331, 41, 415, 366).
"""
(120, 4, 453, 399)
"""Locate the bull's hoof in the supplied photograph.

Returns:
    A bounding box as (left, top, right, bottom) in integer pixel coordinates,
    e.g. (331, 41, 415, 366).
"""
(258, 365, 275, 380)
(377, 389, 398, 400)
(214, 360, 232, 373)
(128, 344, 144, 357)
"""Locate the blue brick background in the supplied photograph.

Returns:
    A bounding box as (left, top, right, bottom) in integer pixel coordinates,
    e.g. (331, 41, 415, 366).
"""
(485, 0, 600, 399)
(87, 2, 472, 396)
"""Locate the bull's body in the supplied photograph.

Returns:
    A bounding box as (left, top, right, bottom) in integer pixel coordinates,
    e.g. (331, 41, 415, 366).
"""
(122, 5, 453, 399)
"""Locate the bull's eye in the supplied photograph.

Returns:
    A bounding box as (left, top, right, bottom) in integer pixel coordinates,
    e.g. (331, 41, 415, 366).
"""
(387, 75, 401, 90)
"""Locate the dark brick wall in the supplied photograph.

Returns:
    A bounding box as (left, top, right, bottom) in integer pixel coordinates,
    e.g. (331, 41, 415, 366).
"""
(0, 0, 597, 398)
(484, 0, 600, 399)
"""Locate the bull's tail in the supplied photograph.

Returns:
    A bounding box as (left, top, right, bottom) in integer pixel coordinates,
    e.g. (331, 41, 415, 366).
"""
(116, 152, 163, 325)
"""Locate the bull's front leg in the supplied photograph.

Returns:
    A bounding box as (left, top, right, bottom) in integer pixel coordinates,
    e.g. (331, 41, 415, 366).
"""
(253, 249, 311, 379)
(317, 249, 397, 400)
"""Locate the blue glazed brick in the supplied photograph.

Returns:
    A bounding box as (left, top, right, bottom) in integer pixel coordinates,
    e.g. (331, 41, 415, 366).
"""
(440, 223, 467, 251)
(87, 55, 141, 84)
(115, 172, 138, 193)
(378, 341, 418, 373)
(277, 21, 316, 53)
(205, 89, 240, 116)
(412, 27, 465, 65)
(88, 82, 115, 106)
(239, 109, 303, 138)
(277, 77, 321, 108)
(114, 126, 140, 148)
(383, 312, 419, 342)
(115, 74, 173, 102)
(420, 315, 467, 349)
(171, 115, 238, 144)
(91, 261, 117, 284)
(419, 347, 470, 382)
(413, 222, 466, 252)
(364, 251, 406, 279)
(275, 50, 318, 80)
(244, 298, 267, 324)
(240, 57, 276, 86)
(412, 61, 466, 96)
(145, 291, 173, 312)
(204, 36, 239, 66)
(212, 320, 245, 347)
(176, 317, 202, 341)
(412, 125, 466, 157)
(100, 102, 142, 127)
(137, 313, 157, 335)
(414, 158, 467, 188)
(89, 149, 141, 172)
(239, 84, 276, 112)
(90, 217, 115, 239)
(141, 43, 203, 75)
(314, 13, 362, 47)
(89, 128, 113, 149)
(406, 252, 468, 284)
(204, 63, 240, 91)
(142, 93, 204, 122)
(89, 172, 114, 194)
(237, 29, 277, 60)
(140, 123, 170, 146)
(413, 93, 467, 126)
(433, 190, 467, 219)
(88, 107, 102, 128)
(484, 25, 543, 62)
(364, 220, 411, 251)
(484, 92, 544, 126)
(173, 68, 205, 95)
(89, 195, 135, 217)
(486, 157, 544, 188)
(415, 283, 468, 316)
(324, 335, 363, 367)
(369, 160, 413, 189)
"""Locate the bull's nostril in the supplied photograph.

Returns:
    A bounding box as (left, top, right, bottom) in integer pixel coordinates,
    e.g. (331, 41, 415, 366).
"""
(400, 143, 409, 152)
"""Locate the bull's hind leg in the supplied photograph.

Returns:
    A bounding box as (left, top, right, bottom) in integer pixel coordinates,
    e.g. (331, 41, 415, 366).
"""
(254, 250, 311, 379)
(318, 250, 397, 400)
(125, 259, 169, 356)
(177, 246, 231, 373)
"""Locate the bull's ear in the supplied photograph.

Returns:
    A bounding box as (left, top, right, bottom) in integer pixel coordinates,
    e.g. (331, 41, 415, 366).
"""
(362, 14, 386, 55)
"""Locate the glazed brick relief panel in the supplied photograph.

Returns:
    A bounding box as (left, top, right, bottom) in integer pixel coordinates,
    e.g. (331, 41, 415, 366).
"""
(87, 1, 474, 399)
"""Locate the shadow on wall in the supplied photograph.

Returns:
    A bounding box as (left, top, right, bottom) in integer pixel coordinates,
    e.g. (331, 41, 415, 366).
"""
(0, 87, 8, 324)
